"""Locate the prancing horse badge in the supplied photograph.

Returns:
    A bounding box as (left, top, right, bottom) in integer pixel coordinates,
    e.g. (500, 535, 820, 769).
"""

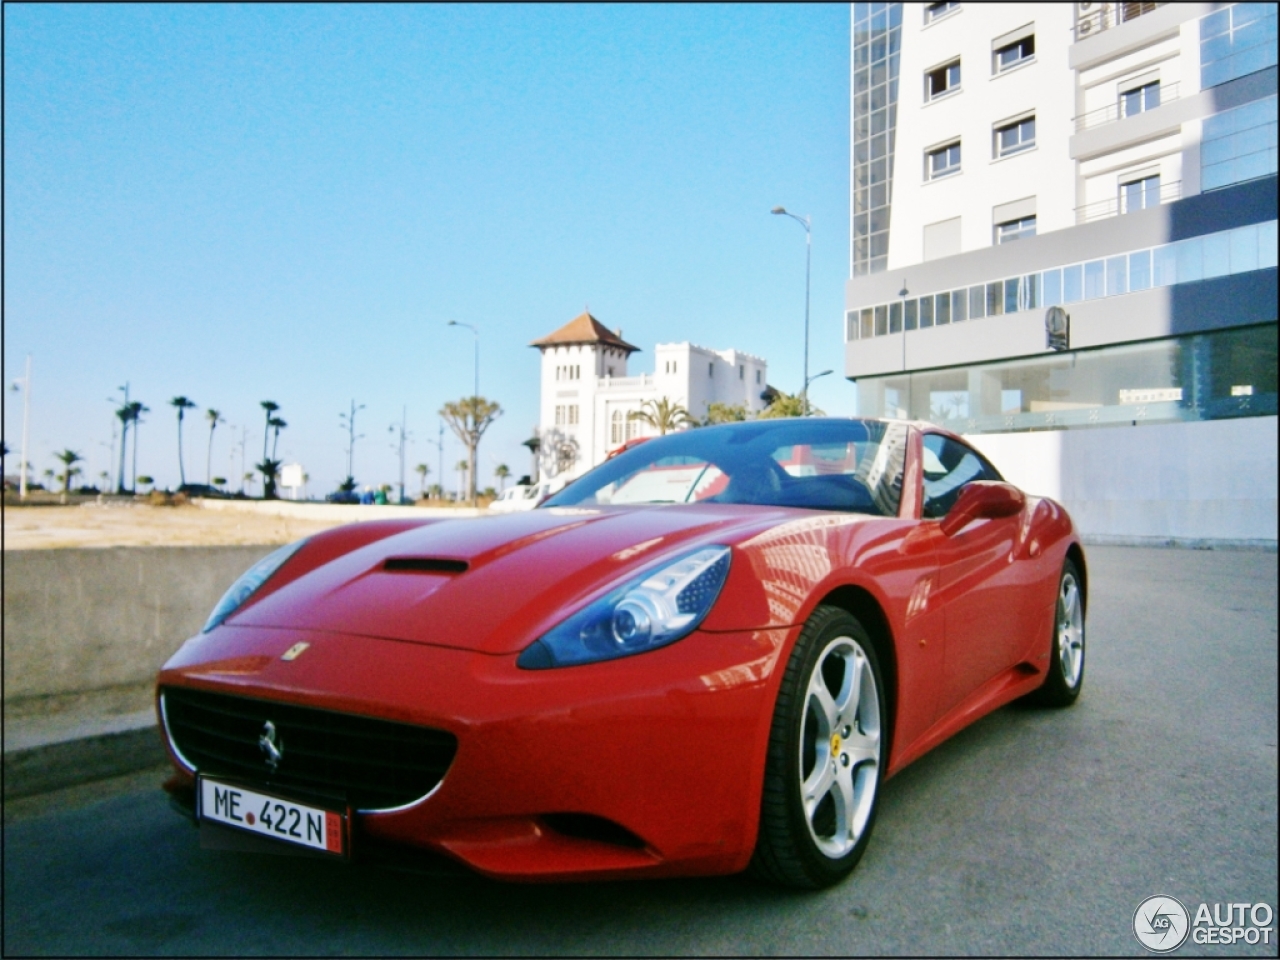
(280, 642, 310, 661)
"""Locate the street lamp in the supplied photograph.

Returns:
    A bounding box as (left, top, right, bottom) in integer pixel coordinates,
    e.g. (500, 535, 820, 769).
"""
(772, 207, 812, 415)
(899, 280, 910, 375)
(448, 320, 479, 399)
(10, 355, 31, 499)
(388, 407, 410, 505)
(339, 400, 366, 483)
(805, 370, 833, 415)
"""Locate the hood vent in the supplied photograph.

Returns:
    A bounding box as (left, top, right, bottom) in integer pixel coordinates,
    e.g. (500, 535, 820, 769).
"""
(384, 557, 469, 574)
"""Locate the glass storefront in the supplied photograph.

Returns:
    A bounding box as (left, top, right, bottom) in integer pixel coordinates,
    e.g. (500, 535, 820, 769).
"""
(855, 324, 1277, 433)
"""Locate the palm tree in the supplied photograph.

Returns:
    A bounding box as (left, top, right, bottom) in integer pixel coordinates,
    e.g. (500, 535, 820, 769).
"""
(268, 417, 287, 459)
(455, 459, 470, 501)
(628, 397, 694, 436)
(440, 396, 502, 506)
(703, 402, 748, 425)
(54, 449, 83, 495)
(257, 458, 282, 499)
(170, 397, 197, 486)
(127, 401, 149, 492)
(204, 409, 224, 485)
(495, 463, 511, 492)
(115, 404, 132, 493)
(259, 401, 279, 462)
(762, 392, 824, 419)
(415, 463, 430, 499)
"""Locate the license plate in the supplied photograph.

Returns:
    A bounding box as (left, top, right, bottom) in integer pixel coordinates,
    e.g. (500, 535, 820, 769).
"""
(198, 777, 346, 856)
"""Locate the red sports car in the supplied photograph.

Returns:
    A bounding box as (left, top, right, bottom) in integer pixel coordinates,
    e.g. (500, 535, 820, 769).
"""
(157, 417, 1086, 888)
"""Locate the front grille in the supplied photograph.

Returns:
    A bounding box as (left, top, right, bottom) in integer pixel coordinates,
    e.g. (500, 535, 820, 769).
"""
(161, 686, 457, 811)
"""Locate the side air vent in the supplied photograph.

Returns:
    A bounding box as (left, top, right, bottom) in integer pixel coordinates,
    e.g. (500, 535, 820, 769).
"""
(384, 558, 469, 574)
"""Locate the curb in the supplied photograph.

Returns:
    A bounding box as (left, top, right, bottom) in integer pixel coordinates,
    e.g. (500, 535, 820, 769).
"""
(3, 725, 167, 800)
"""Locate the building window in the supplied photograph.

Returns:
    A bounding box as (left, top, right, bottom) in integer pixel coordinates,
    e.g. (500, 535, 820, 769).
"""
(994, 34, 1034, 73)
(1202, 94, 1278, 191)
(756, 369, 761, 384)
(996, 215, 1036, 243)
(926, 141, 961, 180)
(926, 59, 961, 101)
(610, 410, 623, 444)
(1121, 174, 1160, 213)
(924, 2, 959, 24)
(1201, 3, 1278, 90)
(568, 405, 579, 426)
(995, 116, 1035, 157)
(1121, 80, 1160, 118)
(555, 405, 564, 426)
(739, 364, 745, 379)
(708, 362, 714, 378)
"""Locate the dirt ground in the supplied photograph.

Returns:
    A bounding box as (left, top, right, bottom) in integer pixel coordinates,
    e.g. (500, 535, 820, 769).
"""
(2, 502, 352, 550)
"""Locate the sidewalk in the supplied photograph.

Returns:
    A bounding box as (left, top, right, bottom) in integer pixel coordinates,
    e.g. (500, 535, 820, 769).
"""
(3, 684, 166, 800)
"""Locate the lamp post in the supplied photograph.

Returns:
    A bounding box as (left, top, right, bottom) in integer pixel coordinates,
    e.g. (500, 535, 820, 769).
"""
(339, 400, 366, 483)
(10, 355, 32, 499)
(899, 280, 910, 374)
(448, 320, 480, 504)
(448, 320, 479, 399)
(388, 407, 410, 504)
(772, 207, 812, 415)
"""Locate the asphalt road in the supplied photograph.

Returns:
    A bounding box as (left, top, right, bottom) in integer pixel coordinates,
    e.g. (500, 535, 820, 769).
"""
(4, 546, 1276, 956)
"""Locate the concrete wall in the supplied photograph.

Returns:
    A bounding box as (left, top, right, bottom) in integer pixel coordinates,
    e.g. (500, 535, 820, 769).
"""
(968, 415, 1278, 542)
(3, 546, 274, 702)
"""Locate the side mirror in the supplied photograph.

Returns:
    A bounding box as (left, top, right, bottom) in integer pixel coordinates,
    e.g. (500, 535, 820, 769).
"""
(938, 481, 1025, 537)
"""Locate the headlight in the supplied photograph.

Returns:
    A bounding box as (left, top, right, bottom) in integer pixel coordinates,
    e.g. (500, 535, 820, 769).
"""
(517, 546, 731, 669)
(202, 539, 308, 632)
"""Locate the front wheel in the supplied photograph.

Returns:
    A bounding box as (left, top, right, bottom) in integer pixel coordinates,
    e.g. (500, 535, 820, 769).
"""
(750, 606, 886, 888)
(1026, 559, 1085, 708)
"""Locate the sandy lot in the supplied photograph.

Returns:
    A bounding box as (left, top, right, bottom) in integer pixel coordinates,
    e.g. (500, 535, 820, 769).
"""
(3, 503, 355, 550)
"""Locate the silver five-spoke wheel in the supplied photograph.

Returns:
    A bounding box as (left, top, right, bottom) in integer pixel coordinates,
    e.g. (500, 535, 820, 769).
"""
(752, 605, 886, 888)
(1027, 557, 1086, 708)
(1057, 569, 1084, 689)
(800, 637, 881, 859)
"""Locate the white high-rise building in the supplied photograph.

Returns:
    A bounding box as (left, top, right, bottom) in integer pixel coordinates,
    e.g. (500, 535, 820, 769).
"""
(531, 312, 768, 481)
(845, 2, 1277, 542)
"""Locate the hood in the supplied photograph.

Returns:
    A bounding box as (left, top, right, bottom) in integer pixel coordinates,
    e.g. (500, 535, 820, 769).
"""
(225, 505, 793, 655)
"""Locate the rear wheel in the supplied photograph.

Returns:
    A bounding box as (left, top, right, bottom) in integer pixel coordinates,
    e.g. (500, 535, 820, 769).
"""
(750, 606, 886, 888)
(1026, 559, 1085, 708)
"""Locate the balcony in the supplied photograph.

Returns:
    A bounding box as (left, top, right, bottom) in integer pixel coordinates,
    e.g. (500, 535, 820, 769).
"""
(1074, 3, 1166, 42)
(1075, 179, 1182, 224)
(1074, 80, 1181, 132)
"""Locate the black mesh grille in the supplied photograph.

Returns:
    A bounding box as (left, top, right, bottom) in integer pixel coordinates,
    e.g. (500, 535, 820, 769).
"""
(161, 686, 457, 811)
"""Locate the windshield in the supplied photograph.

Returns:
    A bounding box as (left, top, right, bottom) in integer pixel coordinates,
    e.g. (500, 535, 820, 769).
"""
(544, 419, 908, 517)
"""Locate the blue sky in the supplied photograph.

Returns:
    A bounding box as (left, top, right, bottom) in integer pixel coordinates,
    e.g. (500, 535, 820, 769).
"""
(4, 3, 852, 495)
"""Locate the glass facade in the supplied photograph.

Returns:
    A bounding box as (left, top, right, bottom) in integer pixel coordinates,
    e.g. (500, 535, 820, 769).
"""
(1202, 95, 1278, 192)
(857, 324, 1278, 433)
(852, 2, 902, 277)
(846, 220, 1278, 340)
(1200, 3, 1277, 89)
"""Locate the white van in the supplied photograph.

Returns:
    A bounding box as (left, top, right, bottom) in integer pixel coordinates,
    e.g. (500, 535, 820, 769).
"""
(488, 480, 556, 513)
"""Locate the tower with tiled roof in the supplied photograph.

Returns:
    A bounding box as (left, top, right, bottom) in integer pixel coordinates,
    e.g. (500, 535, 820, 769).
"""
(531, 310, 767, 482)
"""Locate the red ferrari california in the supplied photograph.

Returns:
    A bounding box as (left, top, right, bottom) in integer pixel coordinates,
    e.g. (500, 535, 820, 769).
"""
(157, 417, 1086, 888)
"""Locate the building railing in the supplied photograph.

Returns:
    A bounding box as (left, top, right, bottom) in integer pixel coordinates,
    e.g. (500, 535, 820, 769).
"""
(598, 374, 652, 389)
(1075, 179, 1182, 224)
(1073, 2, 1166, 43)
(1074, 80, 1181, 132)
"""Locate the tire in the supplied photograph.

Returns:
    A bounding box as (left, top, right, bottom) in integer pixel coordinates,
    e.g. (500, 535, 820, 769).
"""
(1025, 559, 1085, 708)
(750, 606, 887, 888)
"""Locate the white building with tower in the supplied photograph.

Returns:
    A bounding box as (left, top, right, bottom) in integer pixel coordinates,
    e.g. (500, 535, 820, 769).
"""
(531, 311, 769, 481)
